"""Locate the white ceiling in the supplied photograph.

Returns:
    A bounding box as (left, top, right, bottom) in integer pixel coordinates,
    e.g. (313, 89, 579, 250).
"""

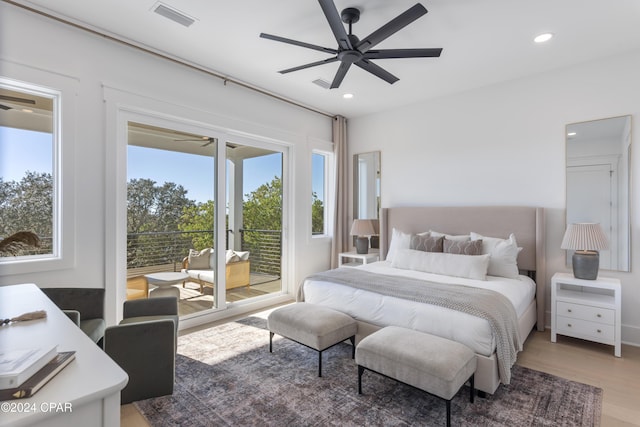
(11, 0, 640, 118)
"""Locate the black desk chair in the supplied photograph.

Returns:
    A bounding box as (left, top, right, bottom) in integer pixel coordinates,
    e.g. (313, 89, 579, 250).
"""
(103, 297, 179, 404)
(42, 287, 105, 345)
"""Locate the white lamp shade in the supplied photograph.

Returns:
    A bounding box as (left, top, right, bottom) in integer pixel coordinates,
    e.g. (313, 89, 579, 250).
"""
(561, 223, 609, 251)
(350, 219, 376, 236)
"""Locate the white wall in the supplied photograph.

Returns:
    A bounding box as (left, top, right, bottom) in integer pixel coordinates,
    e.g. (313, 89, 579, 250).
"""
(0, 4, 333, 324)
(349, 49, 640, 346)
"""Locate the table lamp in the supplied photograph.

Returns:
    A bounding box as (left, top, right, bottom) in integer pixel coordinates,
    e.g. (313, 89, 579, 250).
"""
(560, 223, 609, 280)
(350, 219, 376, 254)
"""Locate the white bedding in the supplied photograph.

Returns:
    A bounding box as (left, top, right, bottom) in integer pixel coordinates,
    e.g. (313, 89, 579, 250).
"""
(301, 260, 536, 357)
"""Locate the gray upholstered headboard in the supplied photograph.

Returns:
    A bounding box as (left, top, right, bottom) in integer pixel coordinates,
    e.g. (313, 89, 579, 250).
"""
(380, 206, 545, 331)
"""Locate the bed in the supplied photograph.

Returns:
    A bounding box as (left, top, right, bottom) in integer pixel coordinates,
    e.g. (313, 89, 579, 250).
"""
(299, 206, 545, 394)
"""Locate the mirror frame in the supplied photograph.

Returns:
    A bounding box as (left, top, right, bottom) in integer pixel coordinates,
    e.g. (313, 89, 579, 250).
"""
(565, 115, 632, 272)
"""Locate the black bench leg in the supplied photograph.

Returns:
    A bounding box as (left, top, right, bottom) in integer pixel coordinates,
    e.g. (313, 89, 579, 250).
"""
(358, 365, 364, 394)
(349, 336, 355, 359)
(269, 332, 274, 353)
(318, 350, 322, 377)
(470, 374, 475, 403)
(446, 399, 451, 427)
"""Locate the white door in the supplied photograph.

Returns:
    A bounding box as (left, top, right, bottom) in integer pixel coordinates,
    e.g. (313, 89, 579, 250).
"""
(566, 164, 614, 269)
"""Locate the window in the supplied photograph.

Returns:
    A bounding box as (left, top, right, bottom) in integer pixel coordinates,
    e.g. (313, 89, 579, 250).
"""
(311, 153, 326, 235)
(0, 82, 57, 260)
(311, 148, 333, 238)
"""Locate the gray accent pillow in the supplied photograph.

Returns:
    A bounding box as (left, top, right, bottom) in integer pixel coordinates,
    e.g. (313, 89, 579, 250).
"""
(444, 239, 483, 255)
(188, 248, 211, 269)
(410, 235, 444, 252)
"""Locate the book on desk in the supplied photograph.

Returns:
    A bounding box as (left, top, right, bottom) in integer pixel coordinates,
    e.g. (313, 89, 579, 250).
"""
(0, 351, 76, 400)
(0, 345, 58, 389)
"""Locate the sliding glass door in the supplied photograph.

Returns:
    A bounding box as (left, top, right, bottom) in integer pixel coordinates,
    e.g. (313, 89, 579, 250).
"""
(226, 142, 283, 303)
(126, 121, 286, 318)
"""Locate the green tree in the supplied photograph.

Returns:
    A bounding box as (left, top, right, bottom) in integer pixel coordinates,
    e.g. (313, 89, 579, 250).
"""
(127, 178, 194, 233)
(311, 191, 324, 234)
(243, 176, 282, 231)
(179, 200, 214, 250)
(126, 178, 195, 267)
(0, 172, 53, 255)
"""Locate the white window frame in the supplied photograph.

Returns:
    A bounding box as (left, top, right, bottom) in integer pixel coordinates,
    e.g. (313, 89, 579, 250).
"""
(0, 67, 76, 275)
(309, 139, 335, 240)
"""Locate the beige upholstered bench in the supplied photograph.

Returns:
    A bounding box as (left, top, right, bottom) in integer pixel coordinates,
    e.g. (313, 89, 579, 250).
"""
(356, 326, 476, 427)
(267, 303, 357, 377)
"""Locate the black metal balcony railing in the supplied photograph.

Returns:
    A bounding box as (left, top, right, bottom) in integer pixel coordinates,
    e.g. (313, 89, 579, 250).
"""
(239, 229, 281, 276)
(126, 229, 281, 277)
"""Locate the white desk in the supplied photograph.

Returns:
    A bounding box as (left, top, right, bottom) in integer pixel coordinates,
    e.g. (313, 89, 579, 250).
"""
(0, 284, 128, 427)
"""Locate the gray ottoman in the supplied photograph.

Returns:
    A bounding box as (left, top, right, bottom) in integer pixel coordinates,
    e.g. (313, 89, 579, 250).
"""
(356, 326, 476, 427)
(268, 303, 357, 377)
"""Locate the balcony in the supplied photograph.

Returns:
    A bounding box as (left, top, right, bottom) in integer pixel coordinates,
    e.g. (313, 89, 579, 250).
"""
(126, 229, 282, 315)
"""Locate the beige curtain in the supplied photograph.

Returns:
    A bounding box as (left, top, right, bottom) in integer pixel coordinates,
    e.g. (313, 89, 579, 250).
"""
(331, 115, 349, 268)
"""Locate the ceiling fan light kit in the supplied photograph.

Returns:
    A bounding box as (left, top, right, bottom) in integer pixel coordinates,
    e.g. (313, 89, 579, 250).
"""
(260, 0, 442, 89)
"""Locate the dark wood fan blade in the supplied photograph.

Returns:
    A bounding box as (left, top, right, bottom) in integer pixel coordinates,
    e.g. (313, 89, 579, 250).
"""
(354, 59, 399, 84)
(356, 3, 428, 53)
(330, 61, 353, 88)
(318, 0, 352, 50)
(260, 33, 337, 54)
(364, 48, 442, 59)
(279, 57, 339, 74)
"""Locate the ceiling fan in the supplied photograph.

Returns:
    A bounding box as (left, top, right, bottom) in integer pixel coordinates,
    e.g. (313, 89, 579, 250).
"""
(0, 94, 36, 111)
(174, 137, 238, 149)
(260, 0, 442, 89)
(174, 136, 216, 147)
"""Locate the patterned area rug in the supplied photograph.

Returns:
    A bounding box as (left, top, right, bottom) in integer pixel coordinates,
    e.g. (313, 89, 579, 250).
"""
(135, 315, 602, 426)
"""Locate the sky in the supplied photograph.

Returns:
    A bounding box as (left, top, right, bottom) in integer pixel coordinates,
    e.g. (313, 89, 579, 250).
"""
(128, 146, 326, 204)
(0, 127, 53, 181)
(127, 145, 289, 203)
(1, 126, 325, 206)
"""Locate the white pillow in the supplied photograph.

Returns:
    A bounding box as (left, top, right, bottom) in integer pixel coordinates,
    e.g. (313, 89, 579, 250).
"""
(225, 249, 240, 264)
(470, 232, 521, 279)
(429, 230, 470, 241)
(386, 228, 412, 262)
(234, 250, 250, 261)
(392, 249, 490, 280)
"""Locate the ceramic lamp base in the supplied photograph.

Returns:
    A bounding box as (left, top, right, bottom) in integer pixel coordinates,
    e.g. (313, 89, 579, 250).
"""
(572, 251, 599, 280)
(355, 237, 369, 254)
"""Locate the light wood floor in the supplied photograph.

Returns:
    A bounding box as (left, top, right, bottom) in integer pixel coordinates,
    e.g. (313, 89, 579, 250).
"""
(121, 325, 640, 427)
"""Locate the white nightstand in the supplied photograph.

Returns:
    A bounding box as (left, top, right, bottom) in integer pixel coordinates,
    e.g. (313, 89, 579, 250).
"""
(551, 272, 621, 357)
(338, 250, 379, 267)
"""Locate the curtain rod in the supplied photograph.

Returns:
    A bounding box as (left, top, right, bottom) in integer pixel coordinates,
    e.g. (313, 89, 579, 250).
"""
(3, 0, 334, 119)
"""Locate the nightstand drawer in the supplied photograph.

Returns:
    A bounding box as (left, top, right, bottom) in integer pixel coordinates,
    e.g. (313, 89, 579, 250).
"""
(556, 315, 615, 342)
(556, 301, 614, 325)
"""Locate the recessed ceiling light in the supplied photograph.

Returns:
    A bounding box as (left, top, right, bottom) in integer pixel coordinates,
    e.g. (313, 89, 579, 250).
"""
(567, 132, 577, 136)
(534, 33, 554, 43)
(21, 109, 33, 113)
(343, 93, 354, 99)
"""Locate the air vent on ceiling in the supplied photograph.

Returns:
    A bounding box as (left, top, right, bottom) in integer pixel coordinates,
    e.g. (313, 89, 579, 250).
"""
(152, 2, 196, 27)
(312, 78, 331, 90)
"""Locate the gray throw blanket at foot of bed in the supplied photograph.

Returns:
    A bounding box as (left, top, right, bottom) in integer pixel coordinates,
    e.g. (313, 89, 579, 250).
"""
(300, 268, 522, 384)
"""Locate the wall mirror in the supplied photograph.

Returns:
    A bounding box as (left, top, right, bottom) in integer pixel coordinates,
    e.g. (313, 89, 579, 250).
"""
(566, 115, 631, 272)
(353, 151, 381, 221)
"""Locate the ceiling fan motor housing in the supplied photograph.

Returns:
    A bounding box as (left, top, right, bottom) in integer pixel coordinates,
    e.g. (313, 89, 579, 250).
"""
(341, 7, 360, 24)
